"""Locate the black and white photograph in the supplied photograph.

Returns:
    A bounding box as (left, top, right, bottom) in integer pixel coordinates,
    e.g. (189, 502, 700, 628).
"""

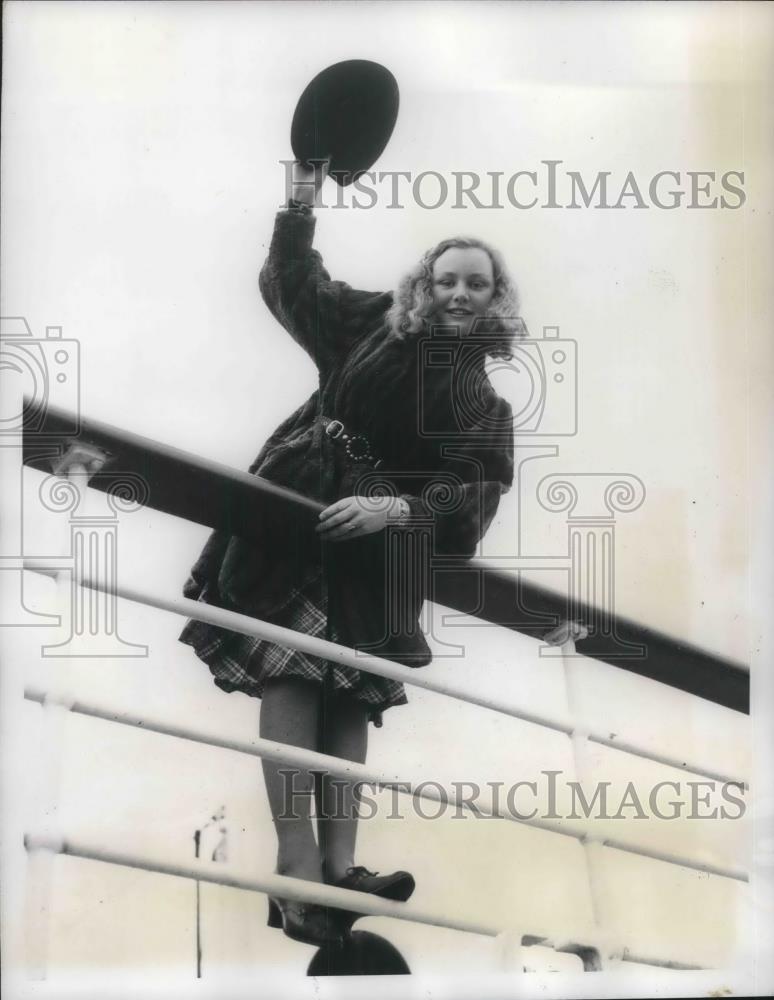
(1, 2, 773, 998)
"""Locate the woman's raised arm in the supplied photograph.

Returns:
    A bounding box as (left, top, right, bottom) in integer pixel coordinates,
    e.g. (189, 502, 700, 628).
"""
(258, 160, 392, 369)
(289, 159, 327, 207)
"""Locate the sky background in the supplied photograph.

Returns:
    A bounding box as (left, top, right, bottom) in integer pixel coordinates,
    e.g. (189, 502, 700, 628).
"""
(1, 1, 772, 996)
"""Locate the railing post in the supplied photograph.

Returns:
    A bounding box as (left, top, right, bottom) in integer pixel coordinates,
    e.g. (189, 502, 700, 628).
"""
(24, 691, 74, 980)
(546, 621, 624, 970)
(495, 928, 526, 972)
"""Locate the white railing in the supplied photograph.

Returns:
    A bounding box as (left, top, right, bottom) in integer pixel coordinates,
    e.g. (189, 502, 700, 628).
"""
(18, 426, 749, 976)
(22, 682, 748, 884)
(23, 561, 747, 789)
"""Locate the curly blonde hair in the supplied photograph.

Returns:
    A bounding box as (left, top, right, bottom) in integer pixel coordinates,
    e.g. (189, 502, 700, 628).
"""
(385, 236, 522, 359)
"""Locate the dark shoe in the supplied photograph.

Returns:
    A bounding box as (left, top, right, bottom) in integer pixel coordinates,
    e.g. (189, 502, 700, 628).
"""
(330, 866, 415, 934)
(267, 896, 343, 947)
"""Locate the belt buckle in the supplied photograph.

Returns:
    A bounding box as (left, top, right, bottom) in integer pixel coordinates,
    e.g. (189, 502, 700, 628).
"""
(325, 419, 344, 440)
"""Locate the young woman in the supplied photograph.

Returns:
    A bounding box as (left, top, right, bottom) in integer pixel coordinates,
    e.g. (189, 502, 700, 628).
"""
(179, 161, 518, 947)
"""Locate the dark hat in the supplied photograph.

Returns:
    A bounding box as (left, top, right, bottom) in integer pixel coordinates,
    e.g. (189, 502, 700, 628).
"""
(307, 930, 411, 976)
(291, 60, 399, 187)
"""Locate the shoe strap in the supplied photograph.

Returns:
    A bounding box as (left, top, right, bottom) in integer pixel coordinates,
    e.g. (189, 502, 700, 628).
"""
(346, 865, 378, 878)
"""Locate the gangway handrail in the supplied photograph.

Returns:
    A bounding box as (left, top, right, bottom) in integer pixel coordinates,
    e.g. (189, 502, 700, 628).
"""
(23, 563, 748, 790)
(22, 398, 750, 714)
(22, 685, 748, 883)
(18, 398, 749, 977)
(21, 832, 707, 970)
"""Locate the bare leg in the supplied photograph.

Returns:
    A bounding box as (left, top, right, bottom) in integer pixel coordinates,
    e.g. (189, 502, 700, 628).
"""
(259, 677, 323, 883)
(316, 687, 369, 884)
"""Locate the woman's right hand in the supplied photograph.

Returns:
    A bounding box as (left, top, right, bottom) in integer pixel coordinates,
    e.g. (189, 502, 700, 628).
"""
(291, 158, 330, 207)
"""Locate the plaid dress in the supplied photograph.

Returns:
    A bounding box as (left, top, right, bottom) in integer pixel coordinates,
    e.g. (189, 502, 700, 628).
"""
(179, 567, 407, 727)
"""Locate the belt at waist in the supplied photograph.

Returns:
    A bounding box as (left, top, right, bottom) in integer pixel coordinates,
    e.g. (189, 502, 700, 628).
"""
(319, 416, 383, 470)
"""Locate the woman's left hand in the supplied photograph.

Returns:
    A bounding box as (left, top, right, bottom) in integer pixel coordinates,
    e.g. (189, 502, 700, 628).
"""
(316, 495, 406, 541)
